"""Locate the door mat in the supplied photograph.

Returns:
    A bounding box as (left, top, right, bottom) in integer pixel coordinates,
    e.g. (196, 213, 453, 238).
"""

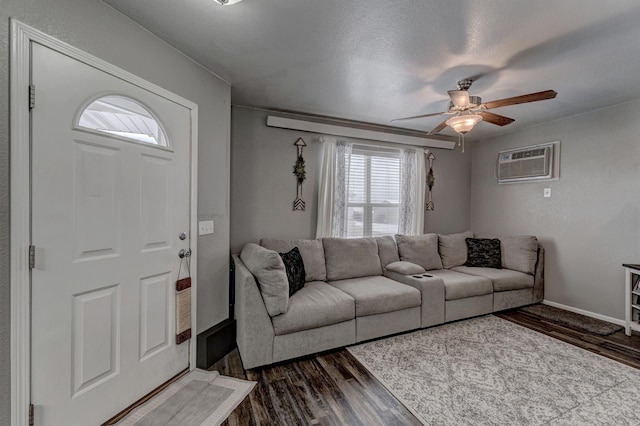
(116, 370, 254, 426)
(521, 303, 623, 335)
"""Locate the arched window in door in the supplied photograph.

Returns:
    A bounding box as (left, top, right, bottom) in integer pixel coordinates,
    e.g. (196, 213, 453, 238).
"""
(77, 95, 169, 147)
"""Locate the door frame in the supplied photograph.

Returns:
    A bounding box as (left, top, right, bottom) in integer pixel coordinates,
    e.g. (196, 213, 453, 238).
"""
(10, 19, 199, 426)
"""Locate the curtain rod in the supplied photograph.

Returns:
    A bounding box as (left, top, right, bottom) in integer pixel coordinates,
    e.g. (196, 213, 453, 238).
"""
(266, 115, 456, 150)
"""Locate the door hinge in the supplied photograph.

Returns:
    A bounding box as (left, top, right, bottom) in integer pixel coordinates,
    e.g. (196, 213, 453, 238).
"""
(29, 84, 36, 110)
(29, 245, 35, 270)
(29, 403, 34, 426)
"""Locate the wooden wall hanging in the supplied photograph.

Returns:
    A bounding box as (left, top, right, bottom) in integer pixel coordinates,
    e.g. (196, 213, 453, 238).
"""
(293, 138, 307, 211)
(426, 153, 435, 211)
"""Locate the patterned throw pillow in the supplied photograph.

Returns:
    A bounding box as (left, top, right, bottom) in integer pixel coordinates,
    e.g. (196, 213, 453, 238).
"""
(464, 238, 502, 269)
(279, 247, 306, 296)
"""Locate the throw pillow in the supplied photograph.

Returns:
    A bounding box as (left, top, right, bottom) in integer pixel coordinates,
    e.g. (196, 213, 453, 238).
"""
(465, 238, 502, 269)
(279, 247, 306, 297)
(239, 243, 289, 316)
(385, 261, 426, 275)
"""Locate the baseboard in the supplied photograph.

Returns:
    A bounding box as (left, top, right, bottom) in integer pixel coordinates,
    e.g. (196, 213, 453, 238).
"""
(196, 318, 236, 369)
(542, 300, 625, 326)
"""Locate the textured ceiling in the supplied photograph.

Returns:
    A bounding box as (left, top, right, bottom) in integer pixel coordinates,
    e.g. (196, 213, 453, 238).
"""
(104, 0, 640, 140)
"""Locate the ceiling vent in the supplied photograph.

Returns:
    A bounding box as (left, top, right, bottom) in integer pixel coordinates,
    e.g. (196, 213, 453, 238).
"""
(496, 141, 560, 184)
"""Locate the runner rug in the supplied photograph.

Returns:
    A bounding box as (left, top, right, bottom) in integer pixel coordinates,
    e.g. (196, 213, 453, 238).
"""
(348, 315, 640, 425)
(521, 303, 623, 335)
(116, 370, 254, 426)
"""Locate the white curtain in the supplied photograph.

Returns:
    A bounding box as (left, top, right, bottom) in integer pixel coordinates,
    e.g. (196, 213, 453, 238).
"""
(316, 139, 352, 238)
(315, 138, 336, 238)
(331, 141, 352, 237)
(398, 147, 426, 235)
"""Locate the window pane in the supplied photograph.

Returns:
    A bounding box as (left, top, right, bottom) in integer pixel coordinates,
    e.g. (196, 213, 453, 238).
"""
(370, 156, 400, 203)
(342, 145, 402, 238)
(78, 95, 168, 146)
(371, 206, 399, 236)
(347, 154, 366, 203)
(346, 206, 364, 238)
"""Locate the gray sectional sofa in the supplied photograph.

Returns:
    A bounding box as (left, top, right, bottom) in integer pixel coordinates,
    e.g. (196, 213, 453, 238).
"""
(233, 232, 544, 369)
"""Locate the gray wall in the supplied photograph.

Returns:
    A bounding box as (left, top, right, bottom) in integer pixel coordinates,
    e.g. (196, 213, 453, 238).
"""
(1, 0, 231, 421)
(230, 106, 471, 253)
(470, 100, 640, 320)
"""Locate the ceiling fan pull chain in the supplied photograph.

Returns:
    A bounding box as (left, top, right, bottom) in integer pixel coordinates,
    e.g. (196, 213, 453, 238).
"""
(458, 133, 465, 154)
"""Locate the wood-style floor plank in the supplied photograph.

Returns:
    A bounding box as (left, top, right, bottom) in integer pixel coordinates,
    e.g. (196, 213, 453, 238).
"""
(212, 348, 421, 426)
(495, 308, 640, 369)
(213, 306, 640, 425)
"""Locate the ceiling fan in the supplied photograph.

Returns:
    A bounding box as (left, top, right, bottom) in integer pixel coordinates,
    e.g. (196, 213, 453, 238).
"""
(392, 79, 557, 151)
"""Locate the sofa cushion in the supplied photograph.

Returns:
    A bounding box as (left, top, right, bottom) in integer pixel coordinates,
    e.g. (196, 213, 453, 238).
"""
(426, 269, 493, 301)
(323, 237, 383, 281)
(385, 261, 426, 275)
(465, 238, 502, 269)
(261, 238, 326, 282)
(475, 234, 539, 275)
(240, 243, 289, 316)
(395, 233, 443, 271)
(271, 281, 355, 335)
(500, 236, 538, 275)
(279, 247, 306, 297)
(438, 231, 474, 269)
(376, 236, 400, 267)
(452, 266, 534, 292)
(329, 276, 421, 316)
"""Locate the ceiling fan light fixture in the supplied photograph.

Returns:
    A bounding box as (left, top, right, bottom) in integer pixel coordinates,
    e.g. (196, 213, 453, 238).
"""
(446, 114, 483, 134)
(213, 0, 243, 5)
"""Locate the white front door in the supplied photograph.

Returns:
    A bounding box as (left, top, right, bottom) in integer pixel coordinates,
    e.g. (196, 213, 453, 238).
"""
(30, 42, 193, 425)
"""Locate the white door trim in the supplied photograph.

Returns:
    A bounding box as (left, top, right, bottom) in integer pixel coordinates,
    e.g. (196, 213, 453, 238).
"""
(10, 19, 199, 426)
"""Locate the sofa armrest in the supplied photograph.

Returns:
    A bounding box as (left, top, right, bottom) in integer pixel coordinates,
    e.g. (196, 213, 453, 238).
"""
(533, 246, 544, 302)
(384, 270, 445, 328)
(232, 254, 275, 369)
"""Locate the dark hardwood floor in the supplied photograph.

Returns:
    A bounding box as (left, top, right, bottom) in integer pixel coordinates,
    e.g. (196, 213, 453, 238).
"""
(213, 307, 640, 425)
(496, 308, 640, 370)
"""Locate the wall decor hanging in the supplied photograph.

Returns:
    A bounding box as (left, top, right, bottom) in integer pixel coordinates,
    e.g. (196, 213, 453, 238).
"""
(426, 152, 435, 211)
(293, 138, 307, 211)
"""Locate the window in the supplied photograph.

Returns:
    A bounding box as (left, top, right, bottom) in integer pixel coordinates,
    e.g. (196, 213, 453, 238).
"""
(345, 145, 401, 238)
(316, 139, 425, 239)
(77, 95, 168, 147)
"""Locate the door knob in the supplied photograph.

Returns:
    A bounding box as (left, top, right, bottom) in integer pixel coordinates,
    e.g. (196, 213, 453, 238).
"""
(178, 249, 191, 258)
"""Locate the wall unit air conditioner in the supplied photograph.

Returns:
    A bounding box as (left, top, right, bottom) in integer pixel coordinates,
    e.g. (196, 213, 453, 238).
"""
(496, 141, 560, 184)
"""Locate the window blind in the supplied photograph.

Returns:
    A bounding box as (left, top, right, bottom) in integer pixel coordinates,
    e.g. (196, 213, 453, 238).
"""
(345, 145, 401, 238)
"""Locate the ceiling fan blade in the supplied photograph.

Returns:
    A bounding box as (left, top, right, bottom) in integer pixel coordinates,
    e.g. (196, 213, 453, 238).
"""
(391, 111, 445, 122)
(448, 90, 470, 108)
(428, 120, 448, 135)
(483, 90, 557, 110)
(478, 111, 515, 126)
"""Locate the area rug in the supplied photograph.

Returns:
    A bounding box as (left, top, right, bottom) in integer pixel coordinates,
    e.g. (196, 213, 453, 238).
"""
(116, 370, 255, 426)
(521, 303, 623, 335)
(348, 315, 640, 425)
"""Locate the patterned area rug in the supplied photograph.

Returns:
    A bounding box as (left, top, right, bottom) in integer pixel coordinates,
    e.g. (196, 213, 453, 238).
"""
(348, 316, 640, 425)
(116, 370, 255, 426)
(521, 304, 623, 335)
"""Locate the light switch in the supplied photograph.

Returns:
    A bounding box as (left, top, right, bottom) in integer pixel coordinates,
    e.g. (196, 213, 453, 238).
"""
(198, 220, 214, 236)
(544, 188, 551, 198)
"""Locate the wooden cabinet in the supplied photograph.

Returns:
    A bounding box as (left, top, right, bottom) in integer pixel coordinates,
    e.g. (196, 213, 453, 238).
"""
(624, 264, 640, 336)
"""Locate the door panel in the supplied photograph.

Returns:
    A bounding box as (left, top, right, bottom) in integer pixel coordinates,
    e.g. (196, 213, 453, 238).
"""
(31, 42, 193, 425)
